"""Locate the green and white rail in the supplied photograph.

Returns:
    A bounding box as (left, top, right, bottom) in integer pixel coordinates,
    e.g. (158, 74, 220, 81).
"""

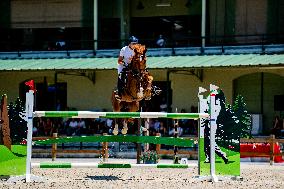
(34, 111, 209, 119)
(32, 162, 194, 169)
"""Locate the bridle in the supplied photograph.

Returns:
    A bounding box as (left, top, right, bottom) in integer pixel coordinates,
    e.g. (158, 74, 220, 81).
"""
(125, 46, 147, 99)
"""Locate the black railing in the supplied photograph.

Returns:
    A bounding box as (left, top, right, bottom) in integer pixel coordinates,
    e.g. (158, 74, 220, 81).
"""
(0, 34, 283, 53)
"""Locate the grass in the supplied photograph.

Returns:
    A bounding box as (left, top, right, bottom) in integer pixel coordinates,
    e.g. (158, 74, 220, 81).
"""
(199, 138, 240, 176)
(0, 145, 27, 176)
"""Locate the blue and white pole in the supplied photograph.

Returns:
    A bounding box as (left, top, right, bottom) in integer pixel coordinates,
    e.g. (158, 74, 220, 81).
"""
(209, 84, 221, 182)
(25, 90, 34, 182)
(198, 87, 208, 175)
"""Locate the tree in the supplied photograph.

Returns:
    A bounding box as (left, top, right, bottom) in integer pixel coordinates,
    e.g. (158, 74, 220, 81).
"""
(232, 95, 252, 138)
(8, 97, 27, 143)
(1, 94, 12, 150)
(215, 90, 238, 142)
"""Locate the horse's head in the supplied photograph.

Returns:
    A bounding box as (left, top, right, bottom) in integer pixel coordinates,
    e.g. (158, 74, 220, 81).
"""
(130, 44, 147, 71)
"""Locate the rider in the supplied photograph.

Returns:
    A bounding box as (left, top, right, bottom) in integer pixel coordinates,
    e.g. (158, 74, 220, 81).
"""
(115, 36, 139, 99)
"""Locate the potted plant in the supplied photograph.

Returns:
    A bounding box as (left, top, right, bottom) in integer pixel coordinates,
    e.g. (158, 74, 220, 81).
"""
(140, 150, 159, 164)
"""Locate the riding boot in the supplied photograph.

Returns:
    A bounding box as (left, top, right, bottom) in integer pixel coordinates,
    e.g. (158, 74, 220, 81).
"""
(121, 70, 127, 88)
(115, 78, 123, 99)
(115, 72, 125, 99)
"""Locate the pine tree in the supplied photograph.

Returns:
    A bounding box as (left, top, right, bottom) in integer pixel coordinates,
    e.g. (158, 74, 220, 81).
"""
(215, 90, 239, 151)
(8, 97, 27, 143)
(216, 101, 238, 141)
(232, 95, 252, 138)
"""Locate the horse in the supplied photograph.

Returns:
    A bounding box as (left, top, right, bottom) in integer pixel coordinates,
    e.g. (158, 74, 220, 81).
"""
(111, 43, 155, 135)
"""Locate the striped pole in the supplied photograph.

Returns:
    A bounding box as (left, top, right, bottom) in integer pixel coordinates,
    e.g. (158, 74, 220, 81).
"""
(25, 90, 34, 182)
(34, 111, 209, 119)
(32, 162, 195, 169)
(34, 135, 196, 148)
(209, 84, 220, 182)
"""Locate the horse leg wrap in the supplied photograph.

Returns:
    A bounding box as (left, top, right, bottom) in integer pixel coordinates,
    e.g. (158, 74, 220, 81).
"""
(113, 124, 119, 135)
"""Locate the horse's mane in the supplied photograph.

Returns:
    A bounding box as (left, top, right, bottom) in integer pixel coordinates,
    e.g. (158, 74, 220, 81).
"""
(131, 44, 146, 55)
(129, 44, 147, 70)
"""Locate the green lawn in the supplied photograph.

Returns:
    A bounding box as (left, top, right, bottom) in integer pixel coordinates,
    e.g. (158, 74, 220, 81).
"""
(199, 138, 240, 176)
(0, 145, 27, 176)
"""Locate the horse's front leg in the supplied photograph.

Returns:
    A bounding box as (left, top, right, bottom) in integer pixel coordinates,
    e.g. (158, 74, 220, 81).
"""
(143, 74, 153, 100)
(121, 119, 128, 135)
(113, 118, 119, 135)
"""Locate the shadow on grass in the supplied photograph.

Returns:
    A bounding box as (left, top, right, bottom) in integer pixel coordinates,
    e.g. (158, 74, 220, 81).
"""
(215, 160, 235, 164)
(11, 152, 26, 158)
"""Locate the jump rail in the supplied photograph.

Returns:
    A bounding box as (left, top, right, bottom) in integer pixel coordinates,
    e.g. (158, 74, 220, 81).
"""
(34, 135, 196, 147)
(34, 111, 209, 119)
(32, 162, 191, 169)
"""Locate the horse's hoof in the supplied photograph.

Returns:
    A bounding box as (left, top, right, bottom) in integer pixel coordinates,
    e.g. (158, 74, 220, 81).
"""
(113, 130, 118, 135)
(141, 127, 148, 132)
(113, 124, 119, 135)
(121, 129, 127, 135)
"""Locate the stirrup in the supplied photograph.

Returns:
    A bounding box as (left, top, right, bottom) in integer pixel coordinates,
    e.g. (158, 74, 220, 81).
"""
(155, 89, 162, 95)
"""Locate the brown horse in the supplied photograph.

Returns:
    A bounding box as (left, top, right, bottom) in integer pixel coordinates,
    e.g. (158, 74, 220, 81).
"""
(111, 44, 154, 135)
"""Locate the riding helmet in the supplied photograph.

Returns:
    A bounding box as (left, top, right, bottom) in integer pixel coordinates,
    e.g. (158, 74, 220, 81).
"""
(129, 36, 139, 44)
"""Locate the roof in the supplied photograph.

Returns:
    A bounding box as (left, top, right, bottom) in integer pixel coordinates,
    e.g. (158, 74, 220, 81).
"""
(0, 54, 283, 71)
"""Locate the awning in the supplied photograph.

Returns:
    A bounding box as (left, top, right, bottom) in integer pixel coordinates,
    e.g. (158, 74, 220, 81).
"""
(0, 54, 283, 71)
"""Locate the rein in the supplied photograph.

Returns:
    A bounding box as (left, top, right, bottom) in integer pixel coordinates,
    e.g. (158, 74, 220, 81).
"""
(125, 46, 147, 100)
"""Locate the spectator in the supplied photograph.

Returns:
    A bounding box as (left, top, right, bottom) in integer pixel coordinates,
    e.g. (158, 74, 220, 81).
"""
(56, 100, 62, 111)
(56, 40, 66, 50)
(159, 98, 167, 112)
(67, 118, 78, 136)
(36, 117, 46, 136)
(56, 28, 66, 50)
(54, 118, 64, 135)
(158, 121, 167, 136)
(148, 119, 157, 136)
(106, 118, 114, 134)
(153, 119, 161, 132)
(179, 109, 190, 134)
(156, 34, 165, 47)
(33, 125, 39, 136)
(271, 116, 283, 138)
(77, 118, 86, 135)
(169, 124, 183, 137)
(85, 118, 99, 135)
(44, 118, 53, 136)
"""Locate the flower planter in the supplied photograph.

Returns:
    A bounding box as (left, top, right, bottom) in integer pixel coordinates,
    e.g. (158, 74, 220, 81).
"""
(141, 150, 159, 164)
(143, 160, 156, 164)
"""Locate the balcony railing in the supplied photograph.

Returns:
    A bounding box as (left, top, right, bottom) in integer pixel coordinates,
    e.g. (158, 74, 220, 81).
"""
(0, 34, 283, 58)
